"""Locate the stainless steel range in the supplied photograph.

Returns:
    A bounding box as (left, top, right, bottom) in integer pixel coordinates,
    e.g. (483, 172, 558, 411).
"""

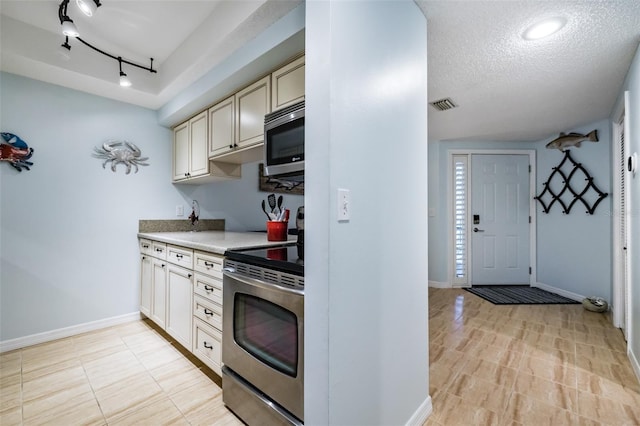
(222, 245, 304, 425)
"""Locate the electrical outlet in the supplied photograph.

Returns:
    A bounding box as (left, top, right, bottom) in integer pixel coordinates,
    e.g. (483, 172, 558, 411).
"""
(176, 205, 184, 217)
(337, 188, 350, 221)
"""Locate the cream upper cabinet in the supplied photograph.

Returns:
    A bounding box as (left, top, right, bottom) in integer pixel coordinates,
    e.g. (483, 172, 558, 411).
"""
(172, 122, 189, 181)
(172, 111, 209, 182)
(235, 75, 271, 149)
(272, 55, 305, 111)
(208, 96, 235, 158)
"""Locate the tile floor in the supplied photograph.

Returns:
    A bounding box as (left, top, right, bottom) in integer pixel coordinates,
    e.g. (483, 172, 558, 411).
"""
(0, 319, 242, 426)
(426, 288, 640, 426)
(1, 290, 639, 425)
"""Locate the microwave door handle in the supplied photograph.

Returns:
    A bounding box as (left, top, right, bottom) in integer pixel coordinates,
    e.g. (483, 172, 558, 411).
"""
(223, 269, 304, 296)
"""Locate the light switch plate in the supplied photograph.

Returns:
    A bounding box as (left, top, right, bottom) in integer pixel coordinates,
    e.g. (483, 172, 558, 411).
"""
(176, 205, 184, 217)
(337, 188, 350, 221)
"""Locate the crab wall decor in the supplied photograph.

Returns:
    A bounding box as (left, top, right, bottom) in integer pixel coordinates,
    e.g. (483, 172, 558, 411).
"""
(93, 141, 149, 174)
(1, 132, 34, 172)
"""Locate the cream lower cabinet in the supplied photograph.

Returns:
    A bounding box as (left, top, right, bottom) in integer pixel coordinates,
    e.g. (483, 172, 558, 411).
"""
(191, 250, 225, 375)
(166, 263, 193, 350)
(139, 239, 224, 376)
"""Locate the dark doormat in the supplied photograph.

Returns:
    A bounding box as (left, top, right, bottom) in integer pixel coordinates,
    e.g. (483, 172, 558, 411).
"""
(465, 285, 579, 305)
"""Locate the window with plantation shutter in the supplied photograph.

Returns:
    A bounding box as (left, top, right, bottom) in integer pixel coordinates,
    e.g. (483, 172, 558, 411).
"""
(453, 155, 468, 284)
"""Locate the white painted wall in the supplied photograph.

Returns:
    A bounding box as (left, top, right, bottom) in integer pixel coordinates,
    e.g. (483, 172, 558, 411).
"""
(614, 41, 640, 377)
(428, 119, 613, 302)
(305, 1, 430, 424)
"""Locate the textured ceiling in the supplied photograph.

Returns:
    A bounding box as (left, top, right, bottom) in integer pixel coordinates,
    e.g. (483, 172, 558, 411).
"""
(418, 0, 640, 141)
(1, 1, 639, 142)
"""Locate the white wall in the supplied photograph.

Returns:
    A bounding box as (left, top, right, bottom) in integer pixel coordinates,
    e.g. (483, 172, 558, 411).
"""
(305, 1, 430, 425)
(614, 41, 640, 377)
(428, 119, 613, 302)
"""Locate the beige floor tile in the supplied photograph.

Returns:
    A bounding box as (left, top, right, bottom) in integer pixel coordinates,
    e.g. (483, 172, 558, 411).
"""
(513, 371, 577, 412)
(22, 380, 95, 421)
(73, 329, 129, 363)
(23, 398, 105, 426)
(21, 357, 83, 383)
(504, 392, 578, 425)
(93, 371, 164, 422)
(169, 379, 223, 421)
(150, 357, 215, 396)
(577, 370, 640, 407)
(578, 391, 640, 426)
(446, 373, 512, 416)
(461, 358, 518, 389)
(519, 354, 577, 388)
(121, 330, 171, 355)
(177, 393, 243, 426)
(21, 338, 78, 374)
(107, 396, 188, 426)
(83, 350, 147, 390)
(22, 365, 88, 402)
(0, 352, 21, 379)
(576, 342, 631, 365)
(0, 382, 21, 412)
(0, 406, 22, 426)
(432, 392, 502, 425)
(135, 343, 185, 371)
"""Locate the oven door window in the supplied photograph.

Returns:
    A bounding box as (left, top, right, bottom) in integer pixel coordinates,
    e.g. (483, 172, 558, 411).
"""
(233, 293, 298, 377)
(266, 117, 304, 166)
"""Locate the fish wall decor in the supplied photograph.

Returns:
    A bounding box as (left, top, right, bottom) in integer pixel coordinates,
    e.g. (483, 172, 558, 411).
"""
(92, 141, 149, 174)
(545, 130, 598, 151)
(1, 132, 34, 172)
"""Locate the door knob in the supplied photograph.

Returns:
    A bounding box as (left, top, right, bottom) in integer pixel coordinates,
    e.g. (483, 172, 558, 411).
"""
(473, 227, 485, 233)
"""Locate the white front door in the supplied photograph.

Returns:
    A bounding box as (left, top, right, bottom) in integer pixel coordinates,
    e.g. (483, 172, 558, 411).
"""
(471, 154, 530, 285)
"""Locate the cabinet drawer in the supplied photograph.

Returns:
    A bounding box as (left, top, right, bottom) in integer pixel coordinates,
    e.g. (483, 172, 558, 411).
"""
(193, 251, 223, 278)
(139, 239, 152, 256)
(193, 294, 222, 331)
(152, 241, 167, 260)
(194, 273, 222, 306)
(193, 318, 222, 376)
(167, 245, 193, 269)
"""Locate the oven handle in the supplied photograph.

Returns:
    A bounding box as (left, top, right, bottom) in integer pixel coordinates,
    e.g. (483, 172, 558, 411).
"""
(223, 267, 304, 296)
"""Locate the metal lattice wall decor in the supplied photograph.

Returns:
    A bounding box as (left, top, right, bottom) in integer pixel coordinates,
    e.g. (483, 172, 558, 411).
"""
(535, 150, 608, 215)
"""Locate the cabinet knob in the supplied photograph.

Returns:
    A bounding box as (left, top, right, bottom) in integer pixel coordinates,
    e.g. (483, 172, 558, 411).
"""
(161, 264, 165, 268)
(203, 342, 213, 350)
(229, 144, 233, 149)
(188, 273, 193, 278)
(142, 256, 146, 260)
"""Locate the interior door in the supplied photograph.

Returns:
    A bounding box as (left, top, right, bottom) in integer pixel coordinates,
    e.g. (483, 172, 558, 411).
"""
(471, 154, 530, 285)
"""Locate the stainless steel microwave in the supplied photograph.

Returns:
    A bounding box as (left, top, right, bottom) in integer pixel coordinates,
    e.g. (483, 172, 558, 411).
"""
(263, 100, 304, 176)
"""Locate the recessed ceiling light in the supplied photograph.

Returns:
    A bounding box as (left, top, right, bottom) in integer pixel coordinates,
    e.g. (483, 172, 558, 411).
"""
(522, 17, 566, 41)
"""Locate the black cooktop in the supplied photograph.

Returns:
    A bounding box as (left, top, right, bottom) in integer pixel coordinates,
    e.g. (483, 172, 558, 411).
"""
(225, 245, 303, 276)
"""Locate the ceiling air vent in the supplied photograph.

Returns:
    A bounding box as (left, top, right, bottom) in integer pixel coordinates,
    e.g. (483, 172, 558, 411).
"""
(430, 98, 457, 111)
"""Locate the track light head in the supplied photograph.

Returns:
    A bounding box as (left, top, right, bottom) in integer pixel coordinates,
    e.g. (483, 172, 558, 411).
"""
(58, 37, 72, 61)
(76, 0, 100, 17)
(119, 72, 132, 87)
(61, 16, 79, 37)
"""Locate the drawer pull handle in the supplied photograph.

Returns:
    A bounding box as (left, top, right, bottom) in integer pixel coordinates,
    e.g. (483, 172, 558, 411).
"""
(142, 244, 149, 248)
(155, 248, 163, 252)
(204, 285, 214, 292)
(204, 342, 213, 350)
(204, 261, 214, 267)
(204, 308, 215, 316)
(176, 254, 183, 259)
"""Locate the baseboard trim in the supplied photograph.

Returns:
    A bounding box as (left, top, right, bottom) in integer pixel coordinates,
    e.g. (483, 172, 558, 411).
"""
(629, 346, 640, 386)
(405, 395, 432, 426)
(0, 312, 142, 353)
(533, 282, 584, 302)
(429, 280, 451, 288)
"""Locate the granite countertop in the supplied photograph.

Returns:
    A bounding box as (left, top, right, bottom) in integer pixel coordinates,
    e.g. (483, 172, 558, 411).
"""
(137, 231, 296, 255)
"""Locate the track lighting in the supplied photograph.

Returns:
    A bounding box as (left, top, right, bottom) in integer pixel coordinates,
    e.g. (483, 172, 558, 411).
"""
(57, 0, 157, 88)
(76, 0, 100, 17)
(118, 58, 132, 87)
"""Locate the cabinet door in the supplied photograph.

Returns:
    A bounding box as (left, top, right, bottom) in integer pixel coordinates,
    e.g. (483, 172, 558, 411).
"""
(173, 121, 189, 181)
(208, 96, 235, 158)
(236, 75, 271, 148)
(140, 254, 152, 317)
(272, 55, 305, 111)
(189, 111, 209, 178)
(166, 264, 193, 350)
(150, 258, 167, 329)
